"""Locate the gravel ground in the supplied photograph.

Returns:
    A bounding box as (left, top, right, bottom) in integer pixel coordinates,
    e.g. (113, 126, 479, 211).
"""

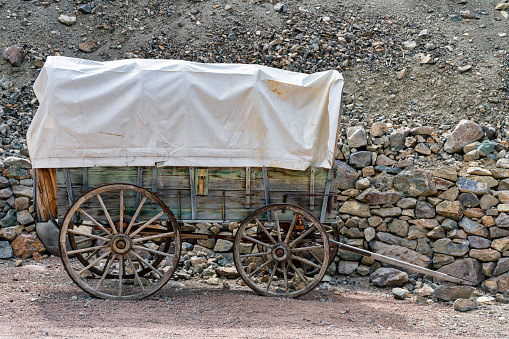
(1, 256, 508, 338)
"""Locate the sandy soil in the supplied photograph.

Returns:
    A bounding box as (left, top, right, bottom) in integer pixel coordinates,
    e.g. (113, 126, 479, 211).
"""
(0, 256, 508, 339)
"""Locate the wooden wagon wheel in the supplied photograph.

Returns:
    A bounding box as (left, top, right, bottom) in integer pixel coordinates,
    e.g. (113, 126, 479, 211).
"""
(233, 203, 330, 298)
(59, 184, 181, 300)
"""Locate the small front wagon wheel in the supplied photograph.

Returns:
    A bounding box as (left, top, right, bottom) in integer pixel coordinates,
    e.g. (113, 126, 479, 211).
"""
(59, 184, 181, 300)
(233, 204, 330, 298)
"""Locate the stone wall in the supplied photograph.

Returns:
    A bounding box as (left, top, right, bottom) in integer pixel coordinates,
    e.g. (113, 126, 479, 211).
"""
(0, 157, 36, 259)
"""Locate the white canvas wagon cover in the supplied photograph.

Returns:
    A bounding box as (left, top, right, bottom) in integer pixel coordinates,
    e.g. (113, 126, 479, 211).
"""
(27, 56, 343, 170)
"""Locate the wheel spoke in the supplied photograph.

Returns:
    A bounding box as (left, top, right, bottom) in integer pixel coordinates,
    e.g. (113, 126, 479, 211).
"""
(239, 250, 271, 258)
(67, 229, 110, 242)
(118, 254, 124, 296)
(289, 224, 316, 248)
(129, 211, 165, 238)
(291, 255, 321, 269)
(96, 193, 118, 235)
(126, 253, 145, 291)
(125, 196, 147, 235)
(308, 249, 324, 266)
(248, 258, 273, 279)
(289, 262, 310, 286)
(95, 253, 116, 290)
(255, 218, 276, 244)
(291, 245, 324, 253)
(241, 234, 272, 249)
(131, 231, 174, 243)
(67, 244, 109, 255)
(84, 248, 101, 261)
(266, 262, 277, 291)
(283, 262, 289, 293)
(274, 210, 282, 243)
(132, 245, 174, 257)
(77, 250, 112, 276)
(130, 250, 164, 278)
(78, 208, 114, 237)
(119, 190, 124, 233)
(284, 213, 298, 244)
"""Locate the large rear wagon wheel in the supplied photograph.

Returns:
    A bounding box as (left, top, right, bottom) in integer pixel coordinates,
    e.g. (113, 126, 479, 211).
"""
(59, 184, 181, 300)
(233, 204, 330, 298)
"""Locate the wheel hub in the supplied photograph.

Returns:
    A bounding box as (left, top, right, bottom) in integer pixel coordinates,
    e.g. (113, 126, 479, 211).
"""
(111, 234, 132, 254)
(271, 243, 291, 262)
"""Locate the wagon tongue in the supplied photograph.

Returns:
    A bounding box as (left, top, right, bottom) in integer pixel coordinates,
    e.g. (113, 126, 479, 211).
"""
(329, 239, 476, 285)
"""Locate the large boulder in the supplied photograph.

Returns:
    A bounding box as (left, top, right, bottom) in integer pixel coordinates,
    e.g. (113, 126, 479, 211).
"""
(393, 168, 437, 197)
(483, 272, 509, 294)
(347, 126, 368, 149)
(335, 161, 359, 190)
(369, 267, 408, 287)
(11, 233, 46, 259)
(433, 285, 475, 301)
(443, 120, 483, 153)
(369, 241, 431, 267)
(436, 258, 483, 285)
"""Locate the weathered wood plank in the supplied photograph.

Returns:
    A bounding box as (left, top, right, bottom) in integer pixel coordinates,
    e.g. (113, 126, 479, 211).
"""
(36, 168, 58, 222)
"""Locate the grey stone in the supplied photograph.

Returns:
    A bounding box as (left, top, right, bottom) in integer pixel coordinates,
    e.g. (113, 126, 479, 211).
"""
(387, 220, 409, 237)
(484, 272, 509, 294)
(392, 287, 411, 300)
(393, 168, 437, 197)
(496, 158, 509, 169)
(480, 194, 499, 210)
(371, 207, 402, 217)
(416, 238, 433, 257)
(493, 258, 509, 276)
(499, 179, 509, 191)
(36, 221, 71, 257)
(16, 210, 34, 225)
(0, 240, 13, 259)
(372, 172, 395, 191)
(458, 192, 480, 208)
(389, 129, 410, 150)
(415, 201, 435, 218)
(495, 213, 509, 228)
(337, 261, 359, 275)
(335, 161, 359, 190)
(444, 120, 483, 153)
(436, 258, 483, 286)
(0, 209, 17, 227)
(0, 188, 13, 199)
(349, 151, 372, 169)
(397, 198, 417, 209)
(468, 236, 491, 249)
(433, 253, 455, 268)
(492, 168, 509, 179)
(366, 191, 402, 205)
(456, 177, 489, 195)
(427, 226, 446, 239)
(432, 238, 469, 256)
(441, 218, 458, 230)
(370, 241, 431, 267)
(459, 217, 489, 237)
(369, 267, 408, 287)
(375, 154, 396, 166)
(339, 201, 371, 218)
(454, 299, 477, 312)
(213, 239, 233, 252)
(433, 285, 475, 301)
(377, 232, 415, 249)
(490, 227, 509, 238)
(11, 185, 33, 199)
(347, 126, 368, 149)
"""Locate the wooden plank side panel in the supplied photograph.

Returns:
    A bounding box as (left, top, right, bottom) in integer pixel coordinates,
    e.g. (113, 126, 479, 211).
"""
(55, 166, 338, 222)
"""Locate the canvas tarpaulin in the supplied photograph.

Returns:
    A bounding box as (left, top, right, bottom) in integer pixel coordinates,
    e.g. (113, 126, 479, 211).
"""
(27, 56, 344, 170)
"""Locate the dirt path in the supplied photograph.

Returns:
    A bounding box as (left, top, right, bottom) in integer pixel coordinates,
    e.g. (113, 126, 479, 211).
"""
(1, 257, 507, 338)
